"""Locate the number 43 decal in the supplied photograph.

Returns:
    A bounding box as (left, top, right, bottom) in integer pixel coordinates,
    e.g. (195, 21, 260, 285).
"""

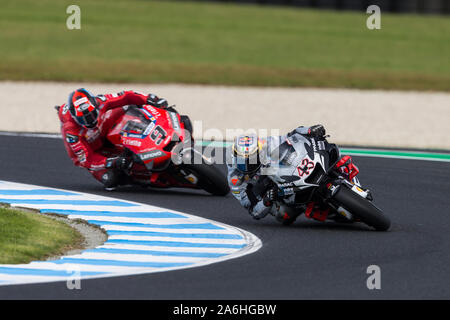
(297, 158, 315, 177)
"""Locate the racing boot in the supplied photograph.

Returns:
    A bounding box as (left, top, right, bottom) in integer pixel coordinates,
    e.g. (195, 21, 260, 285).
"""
(274, 204, 301, 226)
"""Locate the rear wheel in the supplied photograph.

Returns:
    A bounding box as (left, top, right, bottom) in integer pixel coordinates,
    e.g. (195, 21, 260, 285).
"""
(183, 164, 230, 196)
(332, 186, 391, 231)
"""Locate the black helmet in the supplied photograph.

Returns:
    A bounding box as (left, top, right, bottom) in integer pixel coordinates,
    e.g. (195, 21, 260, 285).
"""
(68, 88, 99, 128)
(231, 134, 263, 174)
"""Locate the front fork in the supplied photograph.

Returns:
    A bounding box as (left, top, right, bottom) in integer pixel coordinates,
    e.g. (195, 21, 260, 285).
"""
(318, 177, 372, 222)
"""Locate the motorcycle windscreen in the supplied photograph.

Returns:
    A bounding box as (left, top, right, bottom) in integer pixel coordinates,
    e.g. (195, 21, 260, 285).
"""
(121, 109, 151, 135)
(118, 109, 156, 151)
(266, 140, 302, 173)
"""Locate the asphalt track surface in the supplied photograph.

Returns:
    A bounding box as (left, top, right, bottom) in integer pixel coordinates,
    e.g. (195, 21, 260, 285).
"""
(0, 135, 450, 299)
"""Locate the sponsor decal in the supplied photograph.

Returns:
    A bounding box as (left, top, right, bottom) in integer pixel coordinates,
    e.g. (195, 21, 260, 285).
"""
(89, 164, 105, 171)
(238, 136, 254, 147)
(338, 207, 353, 220)
(169, 112, 180, 133)
(77, 103, 91, 112)
(62, 104, 69, 115)
(66, 133, 79, 144)
(281, 187, 294, 195)
(121, 132, 144, 139)
(140, 150, 164, 161)
(74, 97, 88, 107)
(310, 138, 318, 153)
(231, 178, 239, 186)
(317, 140, 326, 151)
(74, 149, 86, 163)
(143, 122, 156, 136)
(279, 182, 294, 188)
(141, 108, 153, 120)
(185, 174, 198, 184)
(145, 105, 161, 118)
(123, 139, 142, 147)
(351, 185, 368, 198)
(236, 136, 258, 154)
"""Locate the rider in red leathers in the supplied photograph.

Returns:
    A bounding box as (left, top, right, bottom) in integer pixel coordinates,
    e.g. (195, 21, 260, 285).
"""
(57, 88, 169, 190)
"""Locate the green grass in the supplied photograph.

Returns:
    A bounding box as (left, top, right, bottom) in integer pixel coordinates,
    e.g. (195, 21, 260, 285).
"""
(0, 0, 449, 90)
(0, 207, 83, 264)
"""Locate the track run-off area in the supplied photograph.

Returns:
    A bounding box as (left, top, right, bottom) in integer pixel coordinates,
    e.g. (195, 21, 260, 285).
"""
(0, 133, 449, 299)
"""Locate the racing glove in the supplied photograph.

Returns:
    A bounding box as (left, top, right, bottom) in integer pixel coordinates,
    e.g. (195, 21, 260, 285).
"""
(106, 156, 132, 171)
(263, 187, 277, 207)
(308, 124, 326, 139)
(147, 94, 168, 109)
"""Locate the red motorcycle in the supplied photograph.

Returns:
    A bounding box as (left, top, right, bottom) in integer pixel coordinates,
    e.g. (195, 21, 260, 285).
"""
(103, 105, 229, 195)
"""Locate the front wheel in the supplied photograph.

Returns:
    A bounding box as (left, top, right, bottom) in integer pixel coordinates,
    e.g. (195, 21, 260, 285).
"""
(332, 186, 391, 231)
(183, 164, 230, 196)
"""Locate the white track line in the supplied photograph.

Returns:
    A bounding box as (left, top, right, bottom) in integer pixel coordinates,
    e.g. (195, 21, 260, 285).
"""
(99, 225, 237, 234)
(99, 244, 239, 254)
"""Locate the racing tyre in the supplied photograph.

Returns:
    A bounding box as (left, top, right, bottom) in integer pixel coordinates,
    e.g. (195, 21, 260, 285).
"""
(183, 164, 230, 196)
(333, 186, 391, 231)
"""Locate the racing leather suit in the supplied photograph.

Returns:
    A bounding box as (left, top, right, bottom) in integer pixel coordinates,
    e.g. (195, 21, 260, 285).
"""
(227, 126, 314, 221)
(58, 90, 153, 183)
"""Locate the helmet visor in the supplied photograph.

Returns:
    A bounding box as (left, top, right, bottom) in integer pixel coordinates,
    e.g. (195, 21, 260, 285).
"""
(75, 104, 98, 128)
(235, 152, 260, 174)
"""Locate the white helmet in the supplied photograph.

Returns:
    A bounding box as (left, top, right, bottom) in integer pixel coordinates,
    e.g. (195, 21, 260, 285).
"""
(231, 134, 264, 174)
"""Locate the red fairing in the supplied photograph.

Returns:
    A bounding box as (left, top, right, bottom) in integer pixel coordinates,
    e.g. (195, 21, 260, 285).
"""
(59, 91, 149, 179)
(102, 104, 198, 189)
(106, 105, 180, 169)
(104, 104, 194, 188)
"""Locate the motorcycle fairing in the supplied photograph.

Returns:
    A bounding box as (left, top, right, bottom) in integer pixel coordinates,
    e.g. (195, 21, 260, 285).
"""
(107, 105, 184, 170)
(267, 134, 330, 191)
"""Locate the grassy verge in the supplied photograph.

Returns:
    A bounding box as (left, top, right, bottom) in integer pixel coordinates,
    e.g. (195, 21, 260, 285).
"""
(0, 207, 83, 264)
(0, 0, 449, 90)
